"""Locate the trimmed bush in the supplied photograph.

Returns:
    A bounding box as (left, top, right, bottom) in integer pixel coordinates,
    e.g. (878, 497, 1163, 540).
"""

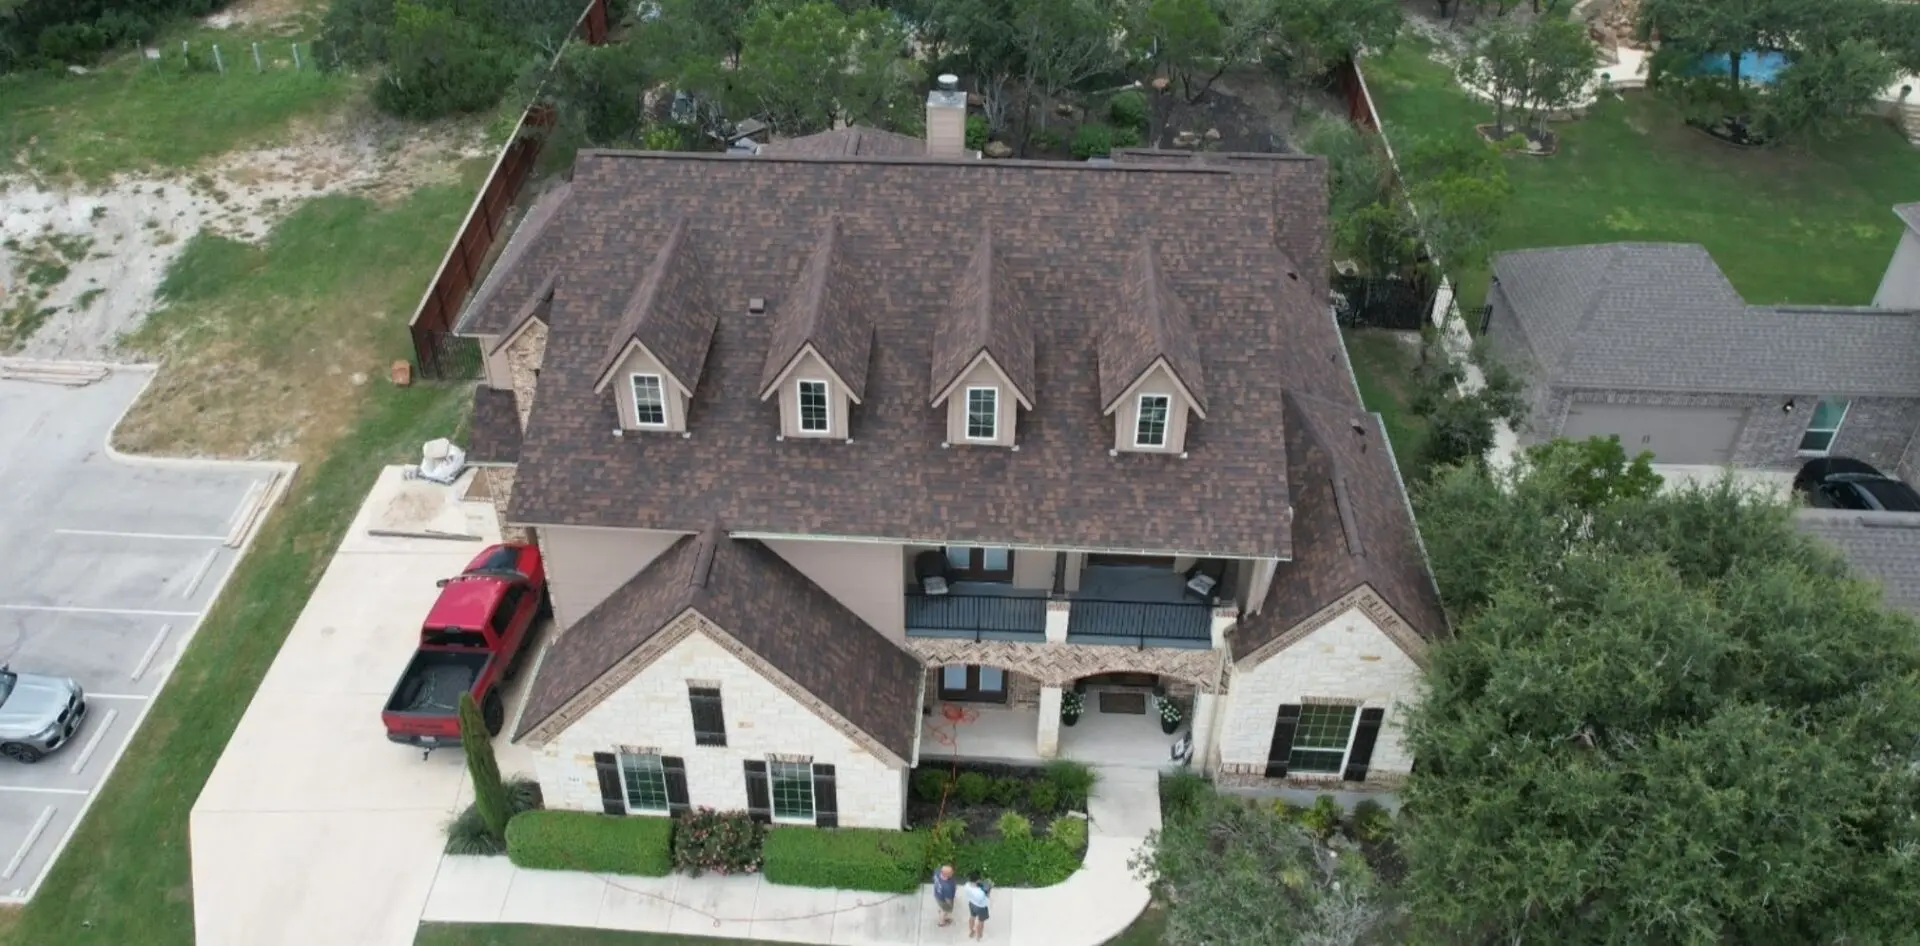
(506, 810, 672, 876)
(988, 776, 1025, 807)
(996, 811, 1032, 841)
(1043, 760, 1097, 811)
(1300, 795, 1344, 839)
(764, 826, 931, 892)
(954, 771, 991, 806)
(1048, 814, 1088, 853)
(1348, 799, 1394, 843)
(965, 114, 990, 152)
(1159, 771, 1211, 824)
(445, 778, 543, 855)
(1109, 89, 1149, 132)
(672, 808, 764, 876)
(1027, 779, 1060, 814)
(912, 767, 951, 803)
(957, 836, 1081, 888)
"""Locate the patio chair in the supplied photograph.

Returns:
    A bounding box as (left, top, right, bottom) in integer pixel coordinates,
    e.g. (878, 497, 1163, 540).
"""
(1183, 559, 1228, 604)
(914, 550, 952, 596)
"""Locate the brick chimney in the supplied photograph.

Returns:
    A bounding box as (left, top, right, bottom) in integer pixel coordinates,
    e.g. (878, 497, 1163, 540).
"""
(925, 74, 967, 158)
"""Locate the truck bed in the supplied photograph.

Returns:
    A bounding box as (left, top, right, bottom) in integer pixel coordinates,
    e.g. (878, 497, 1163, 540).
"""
(383, 651, 489, 717)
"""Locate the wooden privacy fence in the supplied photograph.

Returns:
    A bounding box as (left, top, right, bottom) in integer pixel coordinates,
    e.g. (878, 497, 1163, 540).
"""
(407, 0, 610, 380)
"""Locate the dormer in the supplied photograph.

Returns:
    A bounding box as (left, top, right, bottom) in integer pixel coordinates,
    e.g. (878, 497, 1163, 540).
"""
(760, 219, 873, 441)
(486, 272, 556, 429)
(929, 231, 1036, 448)
(1099, 238, 1209, 454)
(591, 217, 718, 434)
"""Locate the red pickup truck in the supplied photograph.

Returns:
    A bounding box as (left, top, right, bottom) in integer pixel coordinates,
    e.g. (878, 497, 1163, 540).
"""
(382, 543, 547, 753)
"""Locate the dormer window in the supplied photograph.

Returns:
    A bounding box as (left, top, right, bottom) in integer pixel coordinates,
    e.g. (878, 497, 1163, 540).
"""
(1135, 394, 1170, 448)
(798, 380, 831, 434)
(965, 387, 998, 441)
(631, 374, 668, 427)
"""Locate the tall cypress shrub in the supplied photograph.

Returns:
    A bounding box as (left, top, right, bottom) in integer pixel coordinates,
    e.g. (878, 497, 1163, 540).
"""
(459, 691, 511, 843)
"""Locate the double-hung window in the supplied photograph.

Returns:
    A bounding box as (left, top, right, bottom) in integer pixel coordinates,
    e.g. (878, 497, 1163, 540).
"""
(965, 387, 998, 440)
(1287, 704, 1359, 774)
(689, 686, 727, 746)
(630, 374, 667, 427)
(768, 760, 816, 823)
(1798, 397, 1849, 454)
(618, 752, 671, 813)
(797, 380, 830, 433)
(1135, 394, 1171, 447)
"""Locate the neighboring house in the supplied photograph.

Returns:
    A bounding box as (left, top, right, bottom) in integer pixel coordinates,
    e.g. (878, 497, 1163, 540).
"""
(1795, 509, 1920, 617)
(453, 83, 1445, 831)
(1483, 204, 1920, 476)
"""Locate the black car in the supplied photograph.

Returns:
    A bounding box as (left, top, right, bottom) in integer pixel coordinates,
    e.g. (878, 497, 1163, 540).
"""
(1793, 457, 1920, 512)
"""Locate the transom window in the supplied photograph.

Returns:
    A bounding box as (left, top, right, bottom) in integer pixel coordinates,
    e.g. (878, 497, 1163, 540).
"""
(1288, 705, 1358, 774)
(1135, 394, 1171, 447)
(1797, 397, 1849, 454)
(769, 760, 815, 822)
(944, 546, 1012, 582)
(797, 380, 830, 433)
(619, 752, 671, 813)
(630, 374, 667, 427)
(965, 387, 998, 440)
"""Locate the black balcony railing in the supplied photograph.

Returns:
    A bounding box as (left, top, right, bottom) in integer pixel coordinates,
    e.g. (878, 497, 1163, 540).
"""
(1066, 598, 1213, 649)
(906, 592, 1047, 642)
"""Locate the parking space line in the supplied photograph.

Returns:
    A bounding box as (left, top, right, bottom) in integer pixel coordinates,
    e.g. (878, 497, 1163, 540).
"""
(53, 529, 228, 542)
(0, 787, 85, 796)
(0, 605, 199, 618)
(130, 623, 170, 682)
(2, 807, 54, 881)
(69, 709, 118, 776)
(180, 548, 218, 600)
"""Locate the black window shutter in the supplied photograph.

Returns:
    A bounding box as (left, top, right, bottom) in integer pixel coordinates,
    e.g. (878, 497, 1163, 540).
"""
(663, 756, 690, 815)
(743, 760, 772, 823)
(594, 752, 624, 815)
(1264, 704, 1302, 779)
(1342, 708, 1386, 782)
(813, 764, 838, 828)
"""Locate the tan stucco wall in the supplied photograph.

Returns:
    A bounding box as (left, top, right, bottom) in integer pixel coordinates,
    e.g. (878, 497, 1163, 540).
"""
(775, 349, 851, 440)
(608, 343, 689, 433)
(1011, 549, 1054, 590)
(533, 624, 907, 829)
(760, 538, 906, 642)
(942, 358, 1018, 447)
(542, 525, 689, 630)
(1111, 362, 1192, 454)
(1874, 228, 1920, 309)
(481, 336, 511, 390)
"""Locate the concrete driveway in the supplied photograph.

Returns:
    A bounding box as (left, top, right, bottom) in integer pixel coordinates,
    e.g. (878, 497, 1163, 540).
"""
(191, 466, 536, 946)
(0, 365, 286, 902)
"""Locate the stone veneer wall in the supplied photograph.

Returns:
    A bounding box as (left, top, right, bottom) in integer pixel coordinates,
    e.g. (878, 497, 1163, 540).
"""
(467, 466, 530, 544)
(906, 639, 1229, 693)
(505, 321, 547, 429)
(533, 613, 907, 829)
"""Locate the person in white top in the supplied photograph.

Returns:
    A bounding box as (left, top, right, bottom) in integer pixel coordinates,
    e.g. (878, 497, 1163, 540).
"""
(963, 872, 992, 940)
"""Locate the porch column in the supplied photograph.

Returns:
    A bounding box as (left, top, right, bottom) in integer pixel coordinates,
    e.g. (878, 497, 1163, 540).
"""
(1209, 606, 1239, 649)
(1188, 692, 1222, 771)
(1045, 598, 1071, 643)
(1036, 686, 1063, 758)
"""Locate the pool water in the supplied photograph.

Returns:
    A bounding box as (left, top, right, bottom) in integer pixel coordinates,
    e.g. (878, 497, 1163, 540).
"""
(1692, 50, 1791, 84)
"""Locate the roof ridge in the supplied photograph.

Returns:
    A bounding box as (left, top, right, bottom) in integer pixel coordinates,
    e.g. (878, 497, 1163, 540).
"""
(759, 217, 875, 399)
(596, 216, 695, 381)
(928, 229, 1037, 405)
(1099, 238, 1208, 413)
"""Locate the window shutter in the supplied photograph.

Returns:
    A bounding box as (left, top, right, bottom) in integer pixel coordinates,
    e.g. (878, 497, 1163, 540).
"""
(1264, 704, 1302, 779)
(743, 760, 772, 823)
(594, 752, 624, 815)
(1342, 708, 1386, 782)
(813, 764, 838, 828)
(663, 756, 690, 815)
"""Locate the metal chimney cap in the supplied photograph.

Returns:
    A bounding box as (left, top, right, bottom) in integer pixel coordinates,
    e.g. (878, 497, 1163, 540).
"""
(937, 74, 959, 91)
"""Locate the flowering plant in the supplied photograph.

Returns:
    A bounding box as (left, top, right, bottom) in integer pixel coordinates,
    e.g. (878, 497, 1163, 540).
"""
(1157, 695, 1184, 725)
(1060, 690, 1085, 718)
(671, 807, 763, 876)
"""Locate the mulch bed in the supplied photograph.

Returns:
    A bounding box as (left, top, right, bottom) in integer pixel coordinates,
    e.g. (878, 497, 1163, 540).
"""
(1475, 122, 1559, 155)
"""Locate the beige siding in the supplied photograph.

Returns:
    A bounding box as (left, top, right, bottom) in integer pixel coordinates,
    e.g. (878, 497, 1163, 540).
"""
(542, 526, 689, 630)
(1111, 362, 1192, 454)
(1218, 605, 1422, 782)
(481, 336, 511, 389)
(774, 349, 852, 440)
(608, 343, 689, 433)
(761, 538, 907, 642)
(941, 357, 1018, 447)
(1011, 549, 1054, 590)
(533, 628, 907, 829)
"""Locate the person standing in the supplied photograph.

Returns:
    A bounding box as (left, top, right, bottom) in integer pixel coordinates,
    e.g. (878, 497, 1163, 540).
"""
(931, 864, 958, 927)
(964, 872, 992, 940)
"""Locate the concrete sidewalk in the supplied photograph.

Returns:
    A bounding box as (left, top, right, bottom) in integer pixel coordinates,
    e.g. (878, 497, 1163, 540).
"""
(421, 767, 1160, 945)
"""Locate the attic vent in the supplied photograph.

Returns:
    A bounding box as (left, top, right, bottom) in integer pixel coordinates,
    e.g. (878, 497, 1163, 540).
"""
(747, 297, 767, 315)
(1332, 476, 1365, 558)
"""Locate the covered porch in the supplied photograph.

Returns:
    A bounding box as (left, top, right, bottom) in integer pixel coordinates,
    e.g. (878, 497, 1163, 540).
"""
(919, 671, 1220, 771)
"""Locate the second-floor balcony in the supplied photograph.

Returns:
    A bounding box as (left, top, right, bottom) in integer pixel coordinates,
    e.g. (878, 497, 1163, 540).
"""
(904, 557, 1231, 650)
(905, 583, 1048, 642)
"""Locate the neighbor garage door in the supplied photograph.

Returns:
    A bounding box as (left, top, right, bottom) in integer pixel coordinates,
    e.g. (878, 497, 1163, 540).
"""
(1561, 404, 1746, 465)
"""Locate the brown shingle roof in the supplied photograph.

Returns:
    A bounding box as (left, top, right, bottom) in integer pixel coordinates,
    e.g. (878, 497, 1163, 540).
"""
(593, 217, 719, 391)
(760, 127, 927, 157)
(460, 182, 572, 336)
(467, 386, 522, 464)
(758, 218, 876, 400)
(1235, 391, 1447, 659)
(1100, 237, 1208, 414)
(928, 230, 1037, 406)
(516, 527, 923, 759)
(504, 150, 1344, 558)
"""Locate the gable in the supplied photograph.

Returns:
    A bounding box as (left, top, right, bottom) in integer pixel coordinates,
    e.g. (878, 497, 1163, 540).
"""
(932, 351, 1028, 409)
(593, 339, 690, 398)
(760, 345, 858, 404)
(1105, 359, 1205, 420)
(1237, 584, 1429, 670)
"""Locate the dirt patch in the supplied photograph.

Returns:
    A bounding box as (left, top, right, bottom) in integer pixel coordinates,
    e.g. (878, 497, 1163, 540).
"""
(205, 0, 313, 32)
(1148, 71, 1300, 153)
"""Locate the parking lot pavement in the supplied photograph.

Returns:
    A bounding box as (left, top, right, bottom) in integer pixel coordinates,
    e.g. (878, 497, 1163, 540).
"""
(0, 365, 290, 902)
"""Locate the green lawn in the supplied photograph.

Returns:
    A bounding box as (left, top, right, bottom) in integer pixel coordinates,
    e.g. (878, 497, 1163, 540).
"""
(414, 906, 1171, 945)
(1361, 34, 1920, 317)
(1344, 328, 1428, 470)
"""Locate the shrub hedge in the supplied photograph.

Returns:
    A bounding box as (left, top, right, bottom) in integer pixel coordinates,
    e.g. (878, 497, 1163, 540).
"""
(505, 811, 673, 876)
(763, 826, 930, 893)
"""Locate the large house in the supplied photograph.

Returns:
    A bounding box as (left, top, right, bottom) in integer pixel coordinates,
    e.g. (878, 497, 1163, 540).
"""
(455, 86, 1445, 830)
(1482, 203, 1920, 477)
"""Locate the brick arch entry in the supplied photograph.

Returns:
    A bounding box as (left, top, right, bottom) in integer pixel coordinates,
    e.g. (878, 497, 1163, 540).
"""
(904, 639, 1228, 695)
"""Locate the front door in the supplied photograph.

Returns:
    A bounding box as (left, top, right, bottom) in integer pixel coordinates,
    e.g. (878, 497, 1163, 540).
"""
(938, 664, 1007, 702)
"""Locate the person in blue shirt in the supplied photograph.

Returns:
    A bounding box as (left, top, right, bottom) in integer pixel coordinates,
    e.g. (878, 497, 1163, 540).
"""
(931, 863, 958, 926)
(964, 871, 993, 940)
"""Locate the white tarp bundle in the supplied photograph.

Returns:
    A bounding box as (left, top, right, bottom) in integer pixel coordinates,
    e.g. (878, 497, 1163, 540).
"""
(403, 437, 467, 485)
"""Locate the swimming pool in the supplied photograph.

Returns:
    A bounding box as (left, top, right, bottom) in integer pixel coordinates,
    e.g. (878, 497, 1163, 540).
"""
(1692, 50, 1791, 84)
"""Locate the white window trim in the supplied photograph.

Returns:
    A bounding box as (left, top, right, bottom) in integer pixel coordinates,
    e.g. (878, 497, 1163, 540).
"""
(629, 373, 668, 428)
(767, 759, 816, 824)
(1290, 703, 1364, 777)
(1134, 393, 1171, 448)
(619, 752, 672, 815)
(1796, 397, 1850, 457)
(797, 379, 831, 434)
(964, 386, 999, 441)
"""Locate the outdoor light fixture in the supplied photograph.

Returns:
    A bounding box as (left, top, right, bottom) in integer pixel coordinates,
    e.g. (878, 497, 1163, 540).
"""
(1783, 399, 1796, 414)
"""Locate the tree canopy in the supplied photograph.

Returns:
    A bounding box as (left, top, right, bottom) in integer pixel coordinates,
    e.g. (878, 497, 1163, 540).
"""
(1457, 14, 1596, 136)
(1403, 443, 1920, 944)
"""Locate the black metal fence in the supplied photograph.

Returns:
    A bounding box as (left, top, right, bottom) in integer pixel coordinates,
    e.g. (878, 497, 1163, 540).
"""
(1332, 273, 1434, 331)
